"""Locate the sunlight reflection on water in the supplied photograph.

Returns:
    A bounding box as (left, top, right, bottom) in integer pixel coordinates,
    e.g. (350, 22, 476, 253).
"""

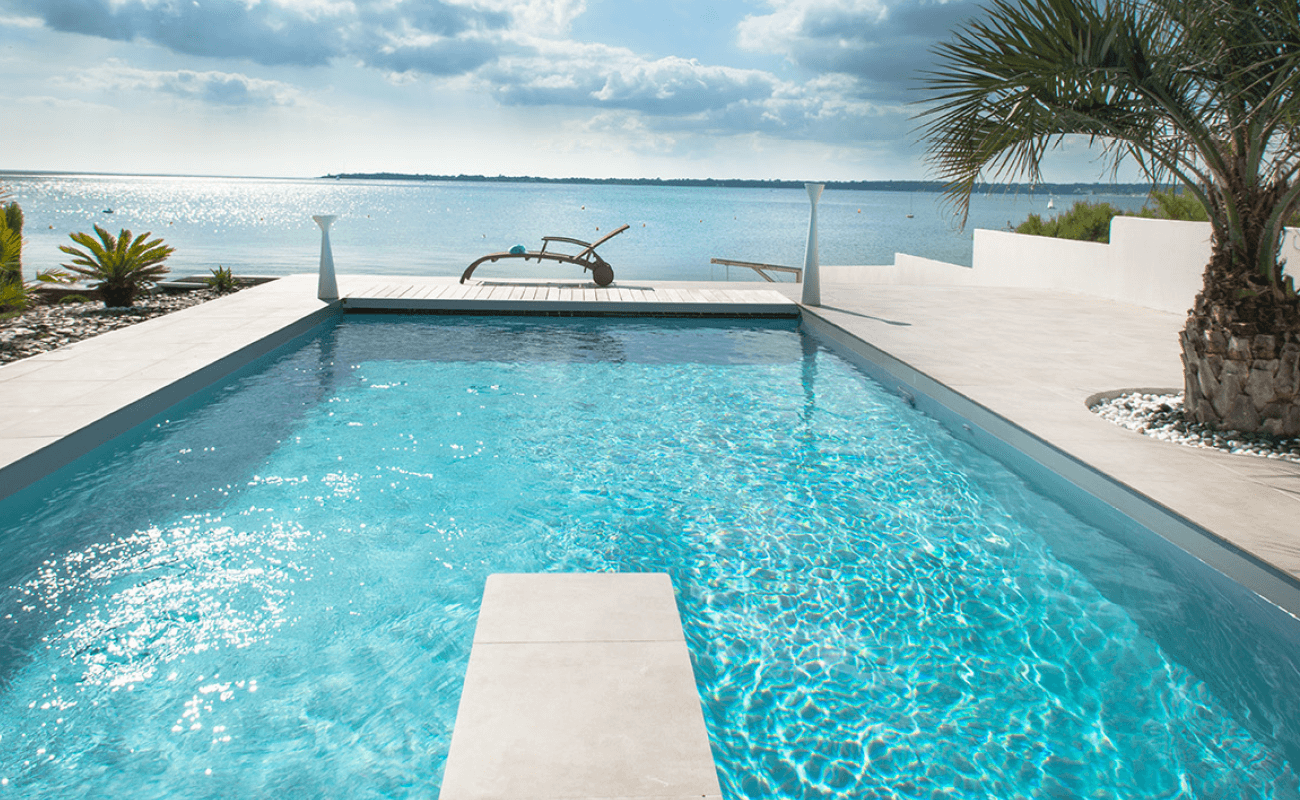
(4, 173, 1148, 280)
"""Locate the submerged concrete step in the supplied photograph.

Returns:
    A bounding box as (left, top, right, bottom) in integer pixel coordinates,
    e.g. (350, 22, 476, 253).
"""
(439, 572, 722, 800)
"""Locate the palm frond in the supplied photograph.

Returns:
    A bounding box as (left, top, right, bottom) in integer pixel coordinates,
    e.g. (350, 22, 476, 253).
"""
(916, 0, 1300, 288)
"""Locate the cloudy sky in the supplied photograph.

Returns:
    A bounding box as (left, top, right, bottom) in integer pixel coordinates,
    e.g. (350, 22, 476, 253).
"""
(0, 0, 1121, 180)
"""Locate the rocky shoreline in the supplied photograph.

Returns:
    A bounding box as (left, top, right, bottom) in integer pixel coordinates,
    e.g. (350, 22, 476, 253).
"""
(1090, 390, 1300, 463)
(0, 290, 235, 365)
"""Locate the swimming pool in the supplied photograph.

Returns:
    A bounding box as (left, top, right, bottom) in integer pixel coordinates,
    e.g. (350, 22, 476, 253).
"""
(1, 316, 1297, 798)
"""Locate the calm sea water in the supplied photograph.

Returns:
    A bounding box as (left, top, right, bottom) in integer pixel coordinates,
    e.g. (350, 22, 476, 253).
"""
(1, 173, 1148, 281)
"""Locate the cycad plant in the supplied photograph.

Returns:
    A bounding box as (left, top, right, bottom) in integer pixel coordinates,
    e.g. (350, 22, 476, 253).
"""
(206, 265, 238, 293)
(60, 225, 174, 308)
(919, 0, 1300, 435)
(0, 200, 24, 312)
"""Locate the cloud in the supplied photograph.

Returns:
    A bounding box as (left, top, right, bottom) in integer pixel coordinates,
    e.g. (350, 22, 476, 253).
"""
(11, 0, 924, 145)
(481, 42, 781, 116)
(738, 0, 979, 100)
(0, 13, 43, 27)
(366, 32, 505, 75)
(69, 63, 304, 106)
(12, 0, 515, 69)
(28, 0, 342, 66)
(477, 43, 910, 143)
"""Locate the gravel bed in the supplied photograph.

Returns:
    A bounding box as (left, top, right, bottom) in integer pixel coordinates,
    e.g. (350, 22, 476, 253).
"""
(1090, 391, 1300, 463)
(0, 290, 235, 365)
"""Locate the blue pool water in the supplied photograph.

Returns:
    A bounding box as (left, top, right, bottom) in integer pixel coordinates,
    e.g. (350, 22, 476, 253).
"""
(1, 317, 1298, 798)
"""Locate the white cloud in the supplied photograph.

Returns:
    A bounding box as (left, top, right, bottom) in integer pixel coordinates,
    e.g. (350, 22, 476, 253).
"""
(68, 63, 305, 107)
(13, 0, 511, 67)
(8, 0, 931, 154)
(738, 0, 977, 100)
(738, 0, 890, 53)
(479, 40, 781, 116)
(0, 13, 43, 27)
(478, 0, 586, 35)
(556, 111, 679, 156)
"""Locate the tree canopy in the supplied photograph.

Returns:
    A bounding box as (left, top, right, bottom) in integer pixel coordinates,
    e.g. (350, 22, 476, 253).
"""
(918, 0, 1300, 317)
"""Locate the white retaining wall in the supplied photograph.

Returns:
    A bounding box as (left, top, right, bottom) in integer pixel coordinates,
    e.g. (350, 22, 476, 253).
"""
(823, 217, 1300, 316)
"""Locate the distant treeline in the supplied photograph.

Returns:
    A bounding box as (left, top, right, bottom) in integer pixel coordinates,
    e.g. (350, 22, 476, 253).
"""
(319, 172, 1159, 196)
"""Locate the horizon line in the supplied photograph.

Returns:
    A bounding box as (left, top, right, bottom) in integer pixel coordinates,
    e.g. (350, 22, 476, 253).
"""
(0, 168, 1164, 194)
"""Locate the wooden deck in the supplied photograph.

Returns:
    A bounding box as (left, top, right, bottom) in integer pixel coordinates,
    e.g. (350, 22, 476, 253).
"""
(337, 278, 798, 316)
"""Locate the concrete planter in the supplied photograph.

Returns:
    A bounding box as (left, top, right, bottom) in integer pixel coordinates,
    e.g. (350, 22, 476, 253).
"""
(1181, 316, 1300, 435)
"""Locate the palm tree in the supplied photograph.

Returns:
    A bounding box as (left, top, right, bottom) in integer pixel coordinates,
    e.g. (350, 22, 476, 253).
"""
(918, 0, 1300, 435)
(60, 225, 174, 308)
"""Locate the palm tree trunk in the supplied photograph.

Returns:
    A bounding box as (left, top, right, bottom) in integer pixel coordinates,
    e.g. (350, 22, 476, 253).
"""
(1180, 194, 1300, 435)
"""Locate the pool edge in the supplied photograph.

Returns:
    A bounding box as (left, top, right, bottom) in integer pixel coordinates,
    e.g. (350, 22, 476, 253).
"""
(799, 307, 1300, 620)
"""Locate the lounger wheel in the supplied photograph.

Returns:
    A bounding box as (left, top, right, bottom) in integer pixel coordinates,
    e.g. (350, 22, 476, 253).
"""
(592, 264, 614, 287)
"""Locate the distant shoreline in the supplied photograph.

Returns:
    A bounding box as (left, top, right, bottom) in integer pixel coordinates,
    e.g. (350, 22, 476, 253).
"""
(319, 172, 1160, 196)
(0, 169, 1160, 196)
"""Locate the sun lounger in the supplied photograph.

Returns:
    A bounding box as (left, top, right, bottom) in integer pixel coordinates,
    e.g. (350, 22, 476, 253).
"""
(460, 224, 630, 286)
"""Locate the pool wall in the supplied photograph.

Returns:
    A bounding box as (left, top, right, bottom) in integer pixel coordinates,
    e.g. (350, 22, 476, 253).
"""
(0, 302, 341, 504)
(801, 308, 1300, 764)
(799, 309, 1300, 619)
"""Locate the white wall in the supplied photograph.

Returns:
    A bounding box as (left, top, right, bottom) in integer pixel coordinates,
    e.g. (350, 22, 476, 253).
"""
(1106, 217, 1210, 314)
(826, 218, 1300, 315)
(966, 217, 1210, 313)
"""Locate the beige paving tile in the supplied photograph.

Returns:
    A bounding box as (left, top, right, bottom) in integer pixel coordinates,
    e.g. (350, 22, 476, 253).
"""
(440, 573, 720, 800)
(0, 403, 123, 439)
(440, 640, 720, 800)
(0, 435, 59, 466)
(475, 573, 684, 644)
(0, 378, 112, 407)
(0, 358, 63, 380)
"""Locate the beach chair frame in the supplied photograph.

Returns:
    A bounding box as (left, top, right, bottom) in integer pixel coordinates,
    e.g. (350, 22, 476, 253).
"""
(460, 224, 630, 287)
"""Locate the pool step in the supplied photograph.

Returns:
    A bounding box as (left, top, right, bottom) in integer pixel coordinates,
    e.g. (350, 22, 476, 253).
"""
(439, 573, 722, 800)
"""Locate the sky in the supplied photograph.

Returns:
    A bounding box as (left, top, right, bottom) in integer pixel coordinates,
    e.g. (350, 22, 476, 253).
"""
(0, 0, 1134, 181)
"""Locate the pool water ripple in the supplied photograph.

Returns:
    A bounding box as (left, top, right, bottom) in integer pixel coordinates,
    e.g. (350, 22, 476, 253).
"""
(0, 317, 1296, 798)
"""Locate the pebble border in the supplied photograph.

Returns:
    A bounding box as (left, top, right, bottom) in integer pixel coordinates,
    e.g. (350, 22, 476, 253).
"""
(0, 290, 234, 365)
(1091, 390, 1300, 463)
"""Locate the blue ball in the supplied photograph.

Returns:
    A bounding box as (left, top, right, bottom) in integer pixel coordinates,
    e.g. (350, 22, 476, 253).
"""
(509, 244, 526, 255)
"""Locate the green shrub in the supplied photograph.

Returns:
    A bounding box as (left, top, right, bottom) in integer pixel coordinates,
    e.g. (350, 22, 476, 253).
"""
(0, 223, 20, 287)
(60, 225, 174, 308)
(0, 202, 21, 287)
(4, 202, 23, 237)
(207, 265, 238, 293)
(1011, 188, 1251, 243)
(0, 277, 24, 313)
(1137, 188, 1300, 227)
(1014, 200, 1124, 242)
(1136, 188, 1209, 221)
(59, 294, 92, 304)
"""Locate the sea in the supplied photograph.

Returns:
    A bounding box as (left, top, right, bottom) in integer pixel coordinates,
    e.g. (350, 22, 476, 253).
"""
(1, 173, 1151, 283)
